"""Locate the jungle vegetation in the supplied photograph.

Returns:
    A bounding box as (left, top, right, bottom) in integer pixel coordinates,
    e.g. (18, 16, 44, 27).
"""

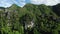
(0, 4, 60, 34)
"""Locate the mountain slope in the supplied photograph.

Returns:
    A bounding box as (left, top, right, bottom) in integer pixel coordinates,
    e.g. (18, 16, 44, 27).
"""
(52, 4, 60, 16)
(0, 4, 60, 34)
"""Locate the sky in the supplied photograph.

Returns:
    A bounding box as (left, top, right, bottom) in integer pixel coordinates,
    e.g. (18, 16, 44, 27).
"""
(0, 0, 60, 8)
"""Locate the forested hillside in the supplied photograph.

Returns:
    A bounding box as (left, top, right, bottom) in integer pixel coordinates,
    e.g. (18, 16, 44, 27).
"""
(52, 4, 60, 16)
(0, 4, 60, 34)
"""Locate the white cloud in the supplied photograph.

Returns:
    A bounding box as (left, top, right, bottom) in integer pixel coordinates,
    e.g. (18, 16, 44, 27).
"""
(12, 0, 26, 7)
(0, 0, 13, 8)
(0, 0, 26, 8)
(30, 0, 60, 6)
(0, 0, 60, 8)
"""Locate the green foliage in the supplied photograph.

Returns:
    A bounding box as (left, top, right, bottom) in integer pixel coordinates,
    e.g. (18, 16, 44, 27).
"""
(0, 4, 60, 34)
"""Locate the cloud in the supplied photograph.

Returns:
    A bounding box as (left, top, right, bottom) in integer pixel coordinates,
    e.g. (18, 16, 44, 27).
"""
(30, 0, 60, 6)
(0, 0, 26, 8)
(12, 0, 26, 7)
(0, 0, 60, 8)
(0, 0, 13, 8)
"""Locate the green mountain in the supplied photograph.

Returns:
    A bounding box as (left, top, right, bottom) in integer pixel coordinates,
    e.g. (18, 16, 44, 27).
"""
(0, 4, 60, 34)
(52, 4, 60, 16)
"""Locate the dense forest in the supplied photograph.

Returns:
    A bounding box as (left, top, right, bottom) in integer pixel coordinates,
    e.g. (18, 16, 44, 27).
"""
(0, 4, 60, 34)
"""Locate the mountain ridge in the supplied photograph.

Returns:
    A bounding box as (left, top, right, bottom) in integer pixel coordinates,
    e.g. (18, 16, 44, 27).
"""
(0, 4, 60, 34)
